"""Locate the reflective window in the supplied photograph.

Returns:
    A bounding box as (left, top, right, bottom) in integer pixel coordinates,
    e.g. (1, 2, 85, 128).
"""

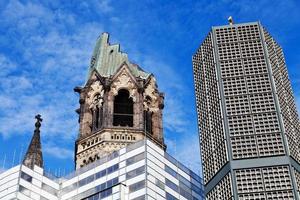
(179, 186, 193, 200)
(95, 169, 106, 179)
(129, 180, 145, 193)
(79, 174, 95, 187)
(106, 177, 118, 188)
(21, 172, 32, 182)
(165, 165, 177, 178)
(166, 192, 178, 200)
(107, 164, 119, 174)
(192, 183, 203, 196)
(19, 185, 31, 196)
(42, 183, 57, 195)
(78, 164, 119, 188)
(132, 195, 146, 200)
(83, 187, 112, 200)
(126, 166, 145, 179)
(100, 188, 112, 198)
(61, 182, 77, 195)
(155, 178, 165, 190)
(95, 177, 119, 192)
(107, 151, 119, 160)
(126, 152, 145, 166)
(179, 174, 191, 187)
(166, 179, 178, 192)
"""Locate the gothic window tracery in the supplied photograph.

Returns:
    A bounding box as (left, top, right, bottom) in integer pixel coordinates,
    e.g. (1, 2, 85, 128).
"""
(113, 89, 133, 127)
(91, 93, 103, 131)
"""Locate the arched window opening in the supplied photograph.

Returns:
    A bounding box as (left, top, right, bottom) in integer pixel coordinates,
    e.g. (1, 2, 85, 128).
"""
(92, 94, 103, 132)
(144, 110, 153, 134)
(113, 89, 134, 127)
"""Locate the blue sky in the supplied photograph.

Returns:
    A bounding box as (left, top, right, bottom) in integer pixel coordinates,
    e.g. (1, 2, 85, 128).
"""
(0, 0, 300, 176)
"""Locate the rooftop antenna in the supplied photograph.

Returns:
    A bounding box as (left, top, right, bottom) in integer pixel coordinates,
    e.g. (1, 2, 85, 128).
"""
(12, 149, 16, 167)
(18, 144, 24, 164)
(228, 16, 234, 25)
(2, 154, 6, 169)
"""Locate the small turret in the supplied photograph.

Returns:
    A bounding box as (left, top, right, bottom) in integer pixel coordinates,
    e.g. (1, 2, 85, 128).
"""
(23, 114, 43, 169)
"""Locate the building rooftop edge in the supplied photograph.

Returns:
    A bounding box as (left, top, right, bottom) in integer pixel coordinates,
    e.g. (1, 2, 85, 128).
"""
(212, 21, 260, 30)
(0, 138, 202, 182)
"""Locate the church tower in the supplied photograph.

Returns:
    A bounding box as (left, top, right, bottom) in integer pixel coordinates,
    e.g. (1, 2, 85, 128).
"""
(74, 33, 165, 169)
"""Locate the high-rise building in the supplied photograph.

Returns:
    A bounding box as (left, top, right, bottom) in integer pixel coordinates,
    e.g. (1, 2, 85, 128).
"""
(193, 20, 300, 199)
(0, 33, 204, 200)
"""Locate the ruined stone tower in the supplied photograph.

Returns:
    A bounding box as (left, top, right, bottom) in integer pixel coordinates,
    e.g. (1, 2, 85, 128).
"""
(74, 33, 165, 169)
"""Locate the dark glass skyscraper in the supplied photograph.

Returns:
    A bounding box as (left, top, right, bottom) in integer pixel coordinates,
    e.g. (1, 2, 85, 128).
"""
(193, 21, 300, 199)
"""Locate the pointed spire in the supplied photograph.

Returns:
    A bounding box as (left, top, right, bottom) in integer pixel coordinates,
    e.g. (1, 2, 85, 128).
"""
(23, 114, 43, 169)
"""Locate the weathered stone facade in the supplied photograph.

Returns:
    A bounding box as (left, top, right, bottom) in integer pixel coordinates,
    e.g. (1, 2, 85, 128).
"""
(74, 33, 165, 169)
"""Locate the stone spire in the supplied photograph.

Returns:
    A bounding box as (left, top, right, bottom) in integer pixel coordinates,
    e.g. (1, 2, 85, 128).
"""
(23, 114, 43, 169)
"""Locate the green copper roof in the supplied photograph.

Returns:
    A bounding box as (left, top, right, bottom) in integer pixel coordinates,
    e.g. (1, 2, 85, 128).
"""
(87, 33, 150, 79)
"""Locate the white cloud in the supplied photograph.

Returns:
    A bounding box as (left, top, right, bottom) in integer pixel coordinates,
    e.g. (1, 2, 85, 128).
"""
(96, 0, 113, 13)
(0, 0, 201, 173)
(0, 1, 103, 141)
(44, 145, 73, 160)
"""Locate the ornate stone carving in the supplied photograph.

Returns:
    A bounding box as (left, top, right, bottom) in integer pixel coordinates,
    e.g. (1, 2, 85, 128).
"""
(111, 67, 137, 101)
(143, 77, 160, 112)
(87, 80, 104, 109)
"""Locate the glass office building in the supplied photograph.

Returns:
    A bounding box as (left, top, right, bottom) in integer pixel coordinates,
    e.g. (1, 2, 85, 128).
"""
(0, 139, 203, 200)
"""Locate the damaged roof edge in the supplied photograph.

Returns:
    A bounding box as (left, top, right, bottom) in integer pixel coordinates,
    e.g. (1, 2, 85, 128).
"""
(86, 32, 150, 82)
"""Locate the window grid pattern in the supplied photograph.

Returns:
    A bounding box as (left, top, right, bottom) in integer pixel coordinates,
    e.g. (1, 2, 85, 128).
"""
(193, 33, 228, 184)
(293, 168, 300, 193)
(235, 166, 294, 199)
(215, 25, 285, 159)
(206, 173, 233, 200)
(194, 22, 300, 200)
(264, 28, 300, 163)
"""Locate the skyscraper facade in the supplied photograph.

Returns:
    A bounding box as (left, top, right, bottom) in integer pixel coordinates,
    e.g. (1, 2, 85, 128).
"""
(193, 21, 300, 199)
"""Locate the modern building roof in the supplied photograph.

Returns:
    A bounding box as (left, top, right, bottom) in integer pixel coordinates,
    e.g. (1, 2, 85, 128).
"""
(0, 139, 203, 200)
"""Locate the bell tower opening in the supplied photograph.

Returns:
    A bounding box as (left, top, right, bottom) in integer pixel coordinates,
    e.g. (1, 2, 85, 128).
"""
(113, 89, 133, 127)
